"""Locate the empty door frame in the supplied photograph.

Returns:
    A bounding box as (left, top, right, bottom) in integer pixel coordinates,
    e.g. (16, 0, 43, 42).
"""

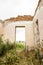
(15, 26, 25, 43)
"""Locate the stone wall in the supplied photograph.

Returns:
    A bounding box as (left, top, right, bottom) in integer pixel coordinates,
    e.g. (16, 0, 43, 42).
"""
(33, 0, 43, 46)
(3, 21, 34, 48)
(0, 22, 4, 35)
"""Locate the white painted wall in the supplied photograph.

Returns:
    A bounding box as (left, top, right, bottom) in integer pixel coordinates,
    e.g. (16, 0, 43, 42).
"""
(0, 23, 4, 35)
(3, 21, 34, 47)
(33, 2, 43, 44)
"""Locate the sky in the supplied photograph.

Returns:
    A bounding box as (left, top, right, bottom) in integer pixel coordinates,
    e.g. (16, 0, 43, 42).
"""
(0, 0, 39, 20)
(16, 28, 25, 41)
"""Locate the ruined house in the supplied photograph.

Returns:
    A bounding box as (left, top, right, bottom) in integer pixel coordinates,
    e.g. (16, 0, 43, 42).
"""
(2, 15, 34, 48)
(0, 0, 43, 48)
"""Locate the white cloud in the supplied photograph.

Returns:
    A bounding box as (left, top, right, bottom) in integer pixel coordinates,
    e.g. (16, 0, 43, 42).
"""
(0, 0, 39, 20)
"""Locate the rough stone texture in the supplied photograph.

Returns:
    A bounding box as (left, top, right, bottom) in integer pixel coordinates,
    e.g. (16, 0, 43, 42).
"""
(33, 0, 43, 46)
(2, 21, 34, 48)
(0, 15, 34, 48)
(4, 15, 33, 22)
(0, 22, 4, 35)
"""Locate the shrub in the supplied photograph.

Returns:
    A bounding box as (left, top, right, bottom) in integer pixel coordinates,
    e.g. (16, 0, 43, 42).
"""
(35, 48, 43, 65)
(4, 40, 15, 51)
(3, 50, 20, 65)
(0, 37, 16, 56)
(16, 43, 25, 50)
(0, 44, 5, 56)
(0, 35, 3, 44)
(0, 35, 5, 56)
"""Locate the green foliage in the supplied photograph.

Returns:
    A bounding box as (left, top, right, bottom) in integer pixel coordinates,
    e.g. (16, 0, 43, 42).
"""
(4, 40, 14, 51)
(35, 48, 43, 65)
(0, 36, 15, 56)
(0, 48, 43, 65)
(0, 49, 20, 65)
(0, 35, 25, 56)
(16, 43, 25, 50)
(0, 35, 5, 56)
(0, 35, 43, 65)
(0, 43, 5, 56)
(0, 35, 3, 44)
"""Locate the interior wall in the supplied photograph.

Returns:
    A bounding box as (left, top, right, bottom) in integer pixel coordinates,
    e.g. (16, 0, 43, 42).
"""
(3, 21, 34, 47)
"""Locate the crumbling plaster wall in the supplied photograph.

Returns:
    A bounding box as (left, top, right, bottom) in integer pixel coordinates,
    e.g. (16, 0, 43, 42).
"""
(3, 21, 34, 48)
(33, 0, 43, 46)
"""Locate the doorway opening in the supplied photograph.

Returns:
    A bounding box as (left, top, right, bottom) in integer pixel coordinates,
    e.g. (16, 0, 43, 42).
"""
(15, 26, 25, 50)
(16, 26, 25, 42)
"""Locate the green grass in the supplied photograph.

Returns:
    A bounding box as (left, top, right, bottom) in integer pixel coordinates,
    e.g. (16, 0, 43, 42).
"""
(16, 43, 25, 50)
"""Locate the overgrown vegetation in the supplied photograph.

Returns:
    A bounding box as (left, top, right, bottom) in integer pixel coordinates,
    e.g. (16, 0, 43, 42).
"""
(16, 43, 25, 50)
(0, 35, 15, 56)
(0, 35, 43, 65)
